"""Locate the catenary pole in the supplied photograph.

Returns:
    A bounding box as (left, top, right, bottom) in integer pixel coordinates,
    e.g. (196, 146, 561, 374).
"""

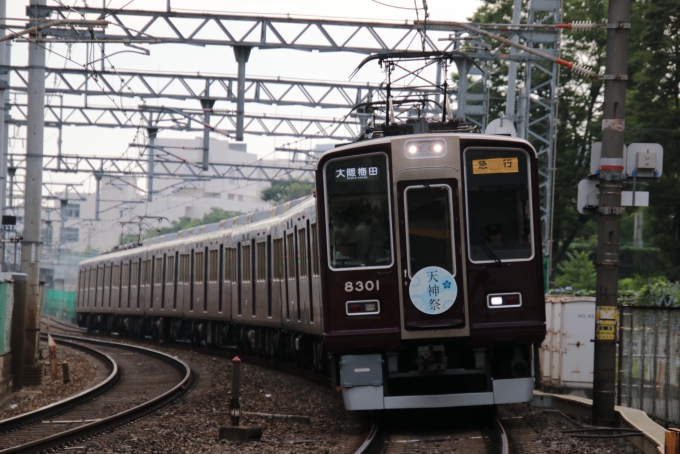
(592, 0, 631, 426)
(20, 0, 47, 385)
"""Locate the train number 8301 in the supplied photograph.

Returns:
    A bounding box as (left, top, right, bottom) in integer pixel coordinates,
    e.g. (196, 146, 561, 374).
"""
(345, 280, 380, 292)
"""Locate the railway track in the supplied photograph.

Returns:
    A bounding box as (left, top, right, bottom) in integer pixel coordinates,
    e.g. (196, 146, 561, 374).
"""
(354, 408, 509, 454)
(0, 334, 193, 453)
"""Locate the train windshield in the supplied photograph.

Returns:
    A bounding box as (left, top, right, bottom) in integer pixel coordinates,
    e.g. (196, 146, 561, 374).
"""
(324, 153, 393, 269)
(464, 148, 534, 263)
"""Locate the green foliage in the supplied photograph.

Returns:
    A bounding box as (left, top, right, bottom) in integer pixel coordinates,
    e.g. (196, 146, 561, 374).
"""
(554, 251, 596, 291)
(261, 181, 314, 204)
(144, 207, 241, 239)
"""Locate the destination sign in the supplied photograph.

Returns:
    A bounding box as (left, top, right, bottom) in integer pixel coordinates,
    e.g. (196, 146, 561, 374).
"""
(472, 157, 519, 175)
(334, 166, 380, 182)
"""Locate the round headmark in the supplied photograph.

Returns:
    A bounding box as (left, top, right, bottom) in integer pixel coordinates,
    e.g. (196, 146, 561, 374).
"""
(409, 266, 457, 315)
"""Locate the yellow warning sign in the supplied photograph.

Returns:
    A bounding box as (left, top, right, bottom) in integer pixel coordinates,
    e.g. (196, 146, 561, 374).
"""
(472, 157, 519, 174)
(595, 306, 618, 341)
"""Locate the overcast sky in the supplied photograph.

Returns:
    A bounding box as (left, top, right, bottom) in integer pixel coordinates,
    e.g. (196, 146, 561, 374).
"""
(6, 0, 482, 196)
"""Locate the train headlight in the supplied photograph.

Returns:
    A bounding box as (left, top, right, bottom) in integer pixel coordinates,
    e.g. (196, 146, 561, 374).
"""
(404, 139, 447, 159)
(486, 293, 522, 309)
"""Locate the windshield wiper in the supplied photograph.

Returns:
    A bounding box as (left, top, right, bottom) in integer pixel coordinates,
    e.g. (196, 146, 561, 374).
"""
(471, 230, 503, 267)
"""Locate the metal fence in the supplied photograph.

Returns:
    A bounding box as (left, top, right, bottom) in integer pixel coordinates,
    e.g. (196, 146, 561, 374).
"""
(42, 289, 76, 323)
(619, 306, 680, 424)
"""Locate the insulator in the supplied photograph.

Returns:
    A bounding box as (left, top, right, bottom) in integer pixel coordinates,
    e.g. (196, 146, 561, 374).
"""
(570, 21, 601, 31)
(571, 64, 599, 79)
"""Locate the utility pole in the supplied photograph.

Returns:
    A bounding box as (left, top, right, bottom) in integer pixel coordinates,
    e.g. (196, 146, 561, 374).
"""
(592, 0, 631, 426)
(20, 0, 47, 386)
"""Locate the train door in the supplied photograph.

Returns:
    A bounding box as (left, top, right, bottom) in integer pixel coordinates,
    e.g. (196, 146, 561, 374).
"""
(104, 264, 112, 309)
(218, 245, 224, 314)
(285, 230, 298, 321)
(153, 255, 163, 312)
(224, 246, 235, 319)
(297, 226, 310, 323)
(255, 240, 267, 318)
(121, 261, 130, 310)
(240, 241, 253, 317)
(397, 180, 465, 330)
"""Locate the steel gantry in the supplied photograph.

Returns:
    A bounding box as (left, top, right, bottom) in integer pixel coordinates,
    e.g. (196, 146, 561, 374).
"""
(7, 101, 363, 140)
(6, 66, 441, 108)
(6, 152, 316, 183)
(8, 3, 562, 266)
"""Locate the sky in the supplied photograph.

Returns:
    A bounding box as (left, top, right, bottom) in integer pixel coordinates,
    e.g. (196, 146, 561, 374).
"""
(5, 0, 482, 196)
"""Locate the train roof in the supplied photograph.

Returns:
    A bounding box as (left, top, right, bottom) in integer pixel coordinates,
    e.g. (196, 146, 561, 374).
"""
(82, 196, 315, 266)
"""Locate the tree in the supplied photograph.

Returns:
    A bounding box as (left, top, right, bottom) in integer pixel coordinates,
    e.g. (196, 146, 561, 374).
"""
(261, 181, 314, 204)
(469, 0, 607, 276)
(144, 207, 241, 239)
(555, 251, 596, 291)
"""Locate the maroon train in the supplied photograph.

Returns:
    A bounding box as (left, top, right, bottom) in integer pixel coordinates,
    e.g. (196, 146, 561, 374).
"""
(76, 130, 546, 410)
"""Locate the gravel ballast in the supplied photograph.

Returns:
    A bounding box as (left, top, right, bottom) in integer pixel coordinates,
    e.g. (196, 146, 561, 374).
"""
(0, 340, 102, 419)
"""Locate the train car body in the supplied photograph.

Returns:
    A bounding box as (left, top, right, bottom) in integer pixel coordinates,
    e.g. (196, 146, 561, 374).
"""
(76, 131, 545, 411)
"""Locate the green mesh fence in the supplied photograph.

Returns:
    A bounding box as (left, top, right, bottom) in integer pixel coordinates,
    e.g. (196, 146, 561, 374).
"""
(0, 283, 13, 354)
(42, 289, 76, 323)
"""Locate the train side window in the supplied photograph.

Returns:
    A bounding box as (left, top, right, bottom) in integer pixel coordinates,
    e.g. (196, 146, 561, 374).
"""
(464, 148, 534, 263)
(242, 244, 251, 283)
(195, 250, 204, 284)
(405, 185, 455, 277)
(324, 153, 393, 270)
(273, 238, 284, 281)
(311, 223, 320, 277)
(256, 242, 266, 282)
(155, 257, 163, 285)
(166, 255, 175, 284)
(209, 249, 219, 283)
(298, 228, 308, 279)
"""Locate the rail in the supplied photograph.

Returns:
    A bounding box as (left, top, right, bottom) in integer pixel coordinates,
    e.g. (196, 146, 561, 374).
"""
(0, 334, 193, 453)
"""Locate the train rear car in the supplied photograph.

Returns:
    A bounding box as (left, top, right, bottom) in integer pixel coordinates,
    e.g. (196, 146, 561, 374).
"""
(316, 132, 546, 410)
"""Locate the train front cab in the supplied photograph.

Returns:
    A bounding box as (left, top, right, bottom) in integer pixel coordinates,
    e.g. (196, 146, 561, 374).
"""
(317, 134, 546, 410)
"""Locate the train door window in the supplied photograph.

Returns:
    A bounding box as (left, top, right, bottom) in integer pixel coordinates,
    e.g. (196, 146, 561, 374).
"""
(404, 185, 455, 277)
(464, 148, 534, 263)
(209, 249, 219, 283)
(195, 250, 204, 284)
(155, 257, 163, 285)
(112, 265, 120, 289)
(324, 153, 393, 270)
(242, 244, 251, 283)
(180, 253, 190, 284)
(256, 242, 266, 282)
(104, 265, 111, 305)
(286, 232, 296, 280)
(128, 260, 139, 308)
(311, 223, 320, 277)
(273, 238, 284, 281)
(298, 228, 308, 279)
(122, 262, 129, 308)
(294, 227, 301, 321)
(166, 255, 175, 285)
(141, 260, 150, 287)
(225, 247, 237, 283)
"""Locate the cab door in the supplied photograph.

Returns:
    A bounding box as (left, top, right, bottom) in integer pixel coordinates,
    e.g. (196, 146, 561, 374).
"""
(397, 179, 465, 330)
